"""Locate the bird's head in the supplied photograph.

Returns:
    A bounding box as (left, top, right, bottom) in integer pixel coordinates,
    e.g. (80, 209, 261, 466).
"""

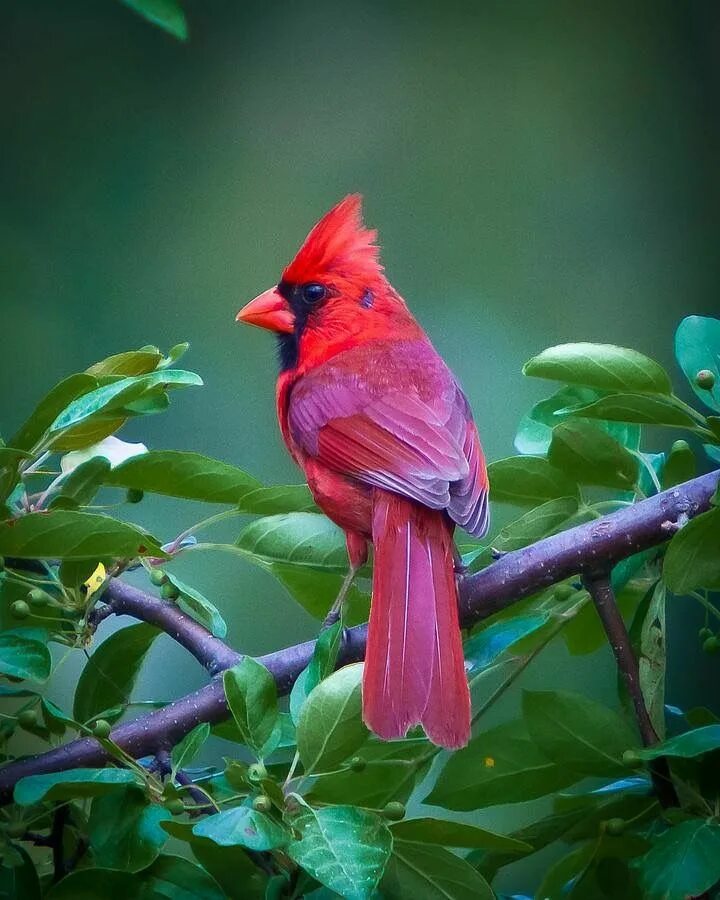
(237, 195, 418, 371)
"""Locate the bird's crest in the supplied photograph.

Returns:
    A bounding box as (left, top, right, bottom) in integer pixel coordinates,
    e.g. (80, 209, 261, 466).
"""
(283, 195, 383, 285)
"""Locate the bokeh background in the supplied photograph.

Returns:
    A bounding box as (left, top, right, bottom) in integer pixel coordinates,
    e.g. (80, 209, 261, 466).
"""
(2, 0, 719, 892)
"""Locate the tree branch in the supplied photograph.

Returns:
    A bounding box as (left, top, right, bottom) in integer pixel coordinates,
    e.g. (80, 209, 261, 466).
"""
(0, 470, 716, 802)
(99, 580, 241, 675)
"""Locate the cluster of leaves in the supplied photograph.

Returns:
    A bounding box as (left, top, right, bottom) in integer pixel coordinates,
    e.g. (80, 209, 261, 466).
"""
(0, 317, 719, 899)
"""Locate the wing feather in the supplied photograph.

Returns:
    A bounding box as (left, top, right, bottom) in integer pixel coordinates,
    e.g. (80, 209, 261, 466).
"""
(288, 339, 489, 536)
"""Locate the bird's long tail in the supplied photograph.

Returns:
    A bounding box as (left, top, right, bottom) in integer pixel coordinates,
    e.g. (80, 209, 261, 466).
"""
(362, 491, 470, 749)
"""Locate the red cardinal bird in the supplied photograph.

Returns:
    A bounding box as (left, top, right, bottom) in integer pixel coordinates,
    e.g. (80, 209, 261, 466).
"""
(237, 196, 489, 748)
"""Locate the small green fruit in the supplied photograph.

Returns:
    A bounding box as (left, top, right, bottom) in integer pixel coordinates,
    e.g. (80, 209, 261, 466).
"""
(622, 749, 642, 767)
(699, 627, 714, 641)
(604, 817, 625, 836)
(247, 763, 267, 783)
(17, 709, 38, 730)
(11, 600, 30, 619)
(161, 582, 180, 600)
(252, 794, 272, 813)
(382, 802, 406, 821)
(28, 588, 51, 607)
(126, 488, 144, 504)
(671, 439, 691, 454)
(349, 756, 366, 773)
(93, 719, 112, 739)
(554, 583, 576, 602)
(695, 369, 716, 390)
(149, 568, 167, 587)
(703, 636, 720, 654)
(165, 798, 185, 816)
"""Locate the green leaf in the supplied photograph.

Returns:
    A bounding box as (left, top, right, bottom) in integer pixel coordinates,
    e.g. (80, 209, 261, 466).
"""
(523, 343, 672, 394)
(46, 869, 139, 899)
(636, 820, 720, 900)
(515, 385, 641, 455)
(548, 421, 639, 490)
(664, 507, 720, 593)
(471, 806, 588, 880)
(267, 563, 370, 625)
(426, 719, 579, 810)
(382, 840, 494, 900)
(675, 315, 720, 412)
(49, 457, 111, 509)
(172, 722, 210, 774)
(0, 510, 164, 560)
(120, 0, 188, 40)
(390, 817, 530, 853)
(47, 854, 225, 900)
(238, 483, 317, 515)
(0, 629, 51, 681)
(306, 738, 431, 808)
(634, 725, 720, 760)
(237, 512, 349, 573)
(144, 854, 226, 899)
(705, 442, 720, 464)
(297, 663, 369, 774)
(188, 838, 267, 900)
(73, 622, 160, 724)
(662, 440, 696, 489)
(15, 767, 142, 805)
(473, 790, 652, 881)
(86, 348, 163, 377)
(49, 370, 202, 435)
(464, 612, 550, 673)
(465, 497, 578, 569)
(287, 805, 392, 900)
(164, 573, 227, 639)
(0, 844, 41, 900)
(536, 841, 598, 900)
(88, 786, 170, 872)
(223, 658, 279, 757)
(487, 455, 579, 506)
(157, 342, 190, 368)
(10, 373, 97, 451)
(568, 392, 699, 428)
(105, 450, 262, 504)
(522, 689, 638, 776)
(41, 697, 74, 734)
(214, 709, 296, 752)
(637, 582, 666, 739)
(290, 621, 343, 724)
(192, 805, 290, 851)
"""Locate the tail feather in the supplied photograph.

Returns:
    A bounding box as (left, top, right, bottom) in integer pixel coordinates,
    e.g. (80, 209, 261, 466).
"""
(362, 491, 471, 749)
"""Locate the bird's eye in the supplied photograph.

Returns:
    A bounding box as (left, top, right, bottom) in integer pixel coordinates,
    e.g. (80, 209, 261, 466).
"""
(301, 283, 326, 305)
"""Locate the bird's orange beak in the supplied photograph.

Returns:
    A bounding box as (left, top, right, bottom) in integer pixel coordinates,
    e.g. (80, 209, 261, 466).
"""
(236, 287, 295, 334)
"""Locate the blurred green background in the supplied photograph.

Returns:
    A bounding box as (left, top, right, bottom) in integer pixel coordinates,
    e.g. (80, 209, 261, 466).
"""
(2, 0, 719, 891)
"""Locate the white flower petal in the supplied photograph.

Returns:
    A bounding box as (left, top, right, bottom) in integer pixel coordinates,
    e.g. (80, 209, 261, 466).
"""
(60, 436, 148, 474)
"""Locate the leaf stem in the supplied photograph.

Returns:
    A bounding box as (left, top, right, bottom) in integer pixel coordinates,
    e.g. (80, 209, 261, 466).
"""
(470, 616, 568, 728)
(688, 590, 720, 622)
(168, 508, 246, 554)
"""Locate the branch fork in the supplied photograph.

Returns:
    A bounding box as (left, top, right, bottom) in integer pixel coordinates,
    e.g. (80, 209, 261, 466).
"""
(0, 470, 717, 802)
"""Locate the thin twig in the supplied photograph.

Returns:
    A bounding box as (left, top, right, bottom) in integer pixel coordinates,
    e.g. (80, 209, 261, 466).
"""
(50, 805, 69, 883)
(582, 571, 678, 808)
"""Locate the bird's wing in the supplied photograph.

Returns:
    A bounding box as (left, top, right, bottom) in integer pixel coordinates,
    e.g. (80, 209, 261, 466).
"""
(288, 339, 489, 536)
